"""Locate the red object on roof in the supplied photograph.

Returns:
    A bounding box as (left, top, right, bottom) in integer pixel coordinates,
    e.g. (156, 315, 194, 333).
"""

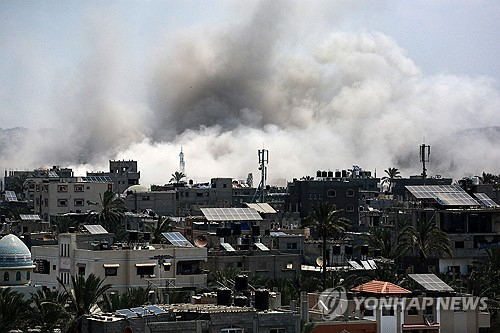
(351, 280, 412, 295)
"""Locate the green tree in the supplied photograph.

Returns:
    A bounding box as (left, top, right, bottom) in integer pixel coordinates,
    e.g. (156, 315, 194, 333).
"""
(363, 227, 394, 258)
(58, 273, 112, 332)
(396, 219, 452, 273)
(148, 216, 174, 244)
(86, 190, 125, 233)
(304, 202, 350, 290)
(480, 172, 497, 184)
(27, 289, 70, 333)
(0, 288, 29, 333)
(381, 167, 401, 193)
(100, 287, 151, 313)
(52, 216, 78, 235)
(170, 171, 186, 184)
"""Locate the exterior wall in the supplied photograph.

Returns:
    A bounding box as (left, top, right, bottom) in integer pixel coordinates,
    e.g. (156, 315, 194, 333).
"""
(204, 252, 301, 281)
(287, 179, 359, 223)
(124, 190, 176, 215)
(33, 180, 112, 221)
(32, 233, 207, 293)
(312, 321, 377, 333)
(87, 160, 140, 195)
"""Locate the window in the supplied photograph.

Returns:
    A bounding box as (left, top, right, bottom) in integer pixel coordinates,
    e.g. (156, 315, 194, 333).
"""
(34, 260, 50, 274)
(57, 199, 68, 207)
(141, 196, 150, 201)
(78, 266, 85, 276)
(286, 263, 293, 269)
(382, 307, 394, 316)
(136, 265, 155, 276)
(346, 189, 355, 197)
(4, 272, 9, 281)
(16, 271, 21, 281)
(455, 241, 464, 249)
(270, 329, 286, 333)
(197, 192, 203, 197)
(287, 243, 298, 250)
(74, 185, 84, 192)
(346, 204, 355, 212)
(221, 328, 243, 333)
(26, 271, 30, 280)
(105, 267, 118, 276)
(58, 185, 68, 192)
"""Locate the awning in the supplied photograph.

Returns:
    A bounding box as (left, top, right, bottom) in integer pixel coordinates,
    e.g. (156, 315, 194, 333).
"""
(135, 263, 156, 267)
(162, 262, 172, 266)
(76, 263, 86, 267)
(103, 263, 120, 268)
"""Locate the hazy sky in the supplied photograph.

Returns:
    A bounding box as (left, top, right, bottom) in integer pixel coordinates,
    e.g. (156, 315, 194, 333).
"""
(1, 1, 499, 186)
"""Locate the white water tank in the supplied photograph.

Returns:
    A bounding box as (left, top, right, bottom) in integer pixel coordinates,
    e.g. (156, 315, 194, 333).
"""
(472, 176, 480, 186)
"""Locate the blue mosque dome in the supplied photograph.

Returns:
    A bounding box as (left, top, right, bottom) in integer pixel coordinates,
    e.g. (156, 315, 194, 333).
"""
(0, 234, 33, 268)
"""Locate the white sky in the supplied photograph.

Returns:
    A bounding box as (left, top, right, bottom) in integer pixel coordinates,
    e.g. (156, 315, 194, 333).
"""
(1, 1, 499, 185)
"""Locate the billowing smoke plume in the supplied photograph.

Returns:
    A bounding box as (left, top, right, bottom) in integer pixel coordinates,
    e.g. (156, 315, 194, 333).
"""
(1, 1, 500, 186)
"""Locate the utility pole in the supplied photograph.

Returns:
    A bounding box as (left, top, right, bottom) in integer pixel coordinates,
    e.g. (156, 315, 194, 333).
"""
(258, 149, 269, 203)
(420, 143, 430, 179)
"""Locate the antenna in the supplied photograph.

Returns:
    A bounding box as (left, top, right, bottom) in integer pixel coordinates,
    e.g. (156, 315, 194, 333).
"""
(419, 143, 430, 179)
(258, 149, 269, 203)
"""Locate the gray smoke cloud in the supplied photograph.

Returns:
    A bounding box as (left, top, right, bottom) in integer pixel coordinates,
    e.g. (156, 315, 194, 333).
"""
(1, 1, 500, 186)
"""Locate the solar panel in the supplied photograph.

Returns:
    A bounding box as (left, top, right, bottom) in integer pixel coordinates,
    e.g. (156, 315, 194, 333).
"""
(83, 224, 108, 234)
(270, 231, 287, 237)
(130, 307, 153, 317)
(254, 242, 270, 251)
(474, 193, 499, 208)
(116, 309, 138, 318)
(4, 191, 18, 202)
(408, 273, 454, 292)
(19, 214, 41, 221)
(200, 208, 263, 221)
(144, 305, 167, 315)
(246, 203, 276, 214)
(367, 259, 378, 269)
(360, 261, 372, 270)
(348, 260, 364, 270)
(406, 185, 480, 206)
(161, 232, 194, 247)
(81, 176, 113, 182)
(48, 170, 59, 178)
(220, 242, 236, 252)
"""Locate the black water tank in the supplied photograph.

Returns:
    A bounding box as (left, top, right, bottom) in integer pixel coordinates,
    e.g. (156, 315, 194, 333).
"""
(234, 296, 249, 307)
(373, 248, 382, 257)
(129, 231, 138, 241)
(321, 171, 327, 178)
(232, 223, 242, 236)
(235, 274, 248, 291)
(344, 245, 353, 255)
(361, 245, 369, 255)
(316, 170, 322, 178)
(217, 288, 232, 306)
(342, 170, 347, 177)
(254, 289, 269, 311)
(143, 232, 151, 241)
(252, 225, 260, 236)
(328, 171, 334, 178)
(335, 171, 341, 178)
(332, 244, 341, 255)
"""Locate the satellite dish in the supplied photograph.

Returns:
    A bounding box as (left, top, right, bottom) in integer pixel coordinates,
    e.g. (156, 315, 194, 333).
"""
(194, 235, 208, 248)
(316, 256, 324, 267)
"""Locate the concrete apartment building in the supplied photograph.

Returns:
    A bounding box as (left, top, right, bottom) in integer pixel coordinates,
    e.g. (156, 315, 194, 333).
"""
(31, 228, 207, 295)
(87, 159, 140, 195)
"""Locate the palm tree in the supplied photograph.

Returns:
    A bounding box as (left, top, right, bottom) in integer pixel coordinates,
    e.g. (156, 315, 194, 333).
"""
(363, 227, 394, 259)
(58, 273, 112, 332)
(480, 172, 496, 184)
(396, 219, 452, 273)
(304, 202, 350, 290)
(0, 288, 29, 333)
(52, 215, 78, 235)
(86, 190, 125, 233)
(170, 171, 186, 184)
(27, 289, 70, 333)
(148, 216, 174, 244)
(300, 175, 314, 180)
(100, 287, 151, 313)
(381, 167, 401, 193)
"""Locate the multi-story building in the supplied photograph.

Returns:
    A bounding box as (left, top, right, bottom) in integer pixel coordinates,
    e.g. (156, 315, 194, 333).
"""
(87, 160, 140, 195)
(31, 227, 207, 294)
(32, 177, 113, 221)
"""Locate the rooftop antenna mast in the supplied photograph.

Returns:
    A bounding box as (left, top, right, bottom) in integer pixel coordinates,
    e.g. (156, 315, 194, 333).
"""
(258, 148, 269, 203)
(420, 142, 430, 179)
